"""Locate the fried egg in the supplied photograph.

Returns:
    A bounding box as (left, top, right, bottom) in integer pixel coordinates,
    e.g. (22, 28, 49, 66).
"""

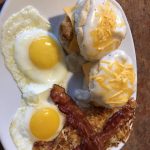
(1, 6, 67, 98)
(89, 50, 136, 108)
(74, 0, 126, 61)
(10, 96, 65, 150)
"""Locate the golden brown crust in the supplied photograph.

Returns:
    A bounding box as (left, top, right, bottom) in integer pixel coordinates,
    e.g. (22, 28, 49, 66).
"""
(59, 16, 80, 54)
(60, 16, 73, 42)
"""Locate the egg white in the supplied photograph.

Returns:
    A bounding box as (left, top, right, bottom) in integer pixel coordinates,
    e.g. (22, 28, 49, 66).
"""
(1, 6, 68, 98)
(10, 99, 65, 150)
(15, 28, 67, 83)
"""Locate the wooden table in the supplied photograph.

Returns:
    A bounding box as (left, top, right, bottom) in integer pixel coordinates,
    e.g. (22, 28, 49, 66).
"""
(117, 0, 150, 150)
(0, 0, 150, 150)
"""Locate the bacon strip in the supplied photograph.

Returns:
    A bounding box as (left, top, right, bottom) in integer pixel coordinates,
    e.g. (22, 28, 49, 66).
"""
(99, 99, 136, 140)
(50, 84, 95, 138)
(51, 85, 105, 150)
(50, 85, 136, 150)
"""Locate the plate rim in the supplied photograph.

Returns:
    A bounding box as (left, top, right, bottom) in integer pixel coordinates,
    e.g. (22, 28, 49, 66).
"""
(0, 0, 137, 150)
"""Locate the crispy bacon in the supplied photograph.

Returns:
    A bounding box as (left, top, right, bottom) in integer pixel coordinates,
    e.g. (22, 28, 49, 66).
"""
(50, 85, 136, 150)
(50, 84, 95, 138)
(51, 85, 104, 150)
(100, 102, 135, 148)
(100, 99, 136, 138)
(76, 99, 136, 150)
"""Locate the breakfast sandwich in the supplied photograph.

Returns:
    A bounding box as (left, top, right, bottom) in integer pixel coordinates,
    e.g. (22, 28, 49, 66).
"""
(60, 0, 126, 61)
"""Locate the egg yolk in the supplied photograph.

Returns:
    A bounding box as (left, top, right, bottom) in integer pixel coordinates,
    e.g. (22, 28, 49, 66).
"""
(30, 107, 60, 140)
(29, 36, 60, 69)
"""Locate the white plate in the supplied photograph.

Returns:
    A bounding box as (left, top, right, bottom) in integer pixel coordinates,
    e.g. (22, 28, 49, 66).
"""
(0, 0, 137, 150)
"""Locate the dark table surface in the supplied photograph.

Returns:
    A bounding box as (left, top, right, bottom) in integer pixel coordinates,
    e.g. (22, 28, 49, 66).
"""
(0, 0, 150, 150)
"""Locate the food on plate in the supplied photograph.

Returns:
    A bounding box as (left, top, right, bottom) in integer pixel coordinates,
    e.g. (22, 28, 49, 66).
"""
(66, 53, 85, 73)
(89, 50, 136, 107)
(59, 7, 80, 54)
(0, 1, 136, 149)
(1, 6, 68, 98)
(60, 0, 126, 61)
(82, 62, 95, 85)
(33, 85, 136, 150)
(74, 0, 126, 61)
(9, 94, 65, 150)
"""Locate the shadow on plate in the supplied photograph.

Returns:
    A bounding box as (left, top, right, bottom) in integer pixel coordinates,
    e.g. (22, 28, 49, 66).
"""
(67, 72, 84, 101)
(49, 14, 84, 103)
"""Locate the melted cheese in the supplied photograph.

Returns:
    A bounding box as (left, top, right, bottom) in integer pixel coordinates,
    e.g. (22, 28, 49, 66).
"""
(93, 60, 135, 104)
(91, 1, 117, 51)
